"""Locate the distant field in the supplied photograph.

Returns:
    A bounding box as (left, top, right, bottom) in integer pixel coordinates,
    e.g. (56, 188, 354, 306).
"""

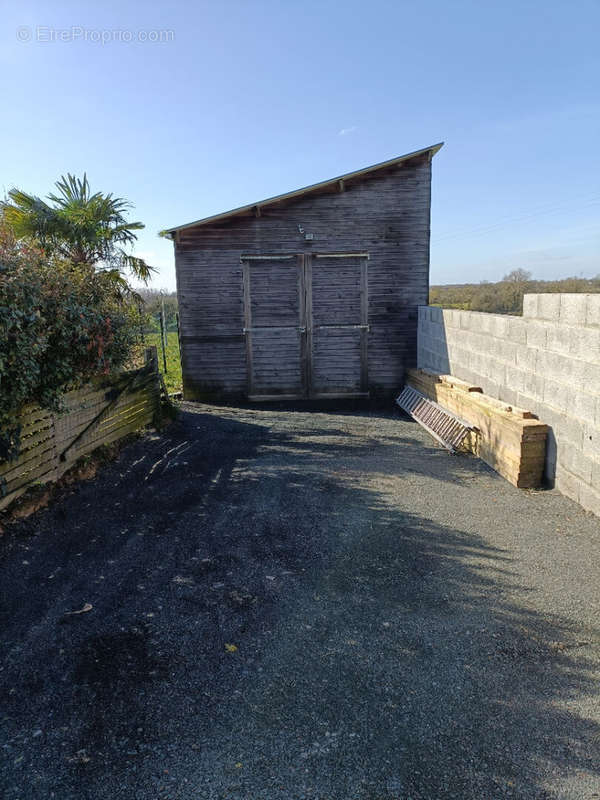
(145, 331, 182, 394)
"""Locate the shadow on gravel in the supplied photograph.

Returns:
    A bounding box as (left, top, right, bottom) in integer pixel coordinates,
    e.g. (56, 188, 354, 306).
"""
(0, 405, 598, 799)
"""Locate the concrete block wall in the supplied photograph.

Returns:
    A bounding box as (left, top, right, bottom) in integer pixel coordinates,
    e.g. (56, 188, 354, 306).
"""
(417, 294, 600, 517)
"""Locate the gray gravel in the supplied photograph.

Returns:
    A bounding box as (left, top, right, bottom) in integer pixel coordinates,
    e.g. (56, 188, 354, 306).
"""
(1, 402, 600, 799)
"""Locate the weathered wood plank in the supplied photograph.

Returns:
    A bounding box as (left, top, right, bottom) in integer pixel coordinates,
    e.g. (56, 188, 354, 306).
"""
(360, 257, 369, 392)
(68, 394, 157, 450)
(406, 368, 547, 489)
(0, 365, 161, 511)
(2, 454, 58, 499)
(0, 427, 54, 470)
(242, 259, 253, 396)
(174, 157, 433, 399)
(1, 441, 57, 489)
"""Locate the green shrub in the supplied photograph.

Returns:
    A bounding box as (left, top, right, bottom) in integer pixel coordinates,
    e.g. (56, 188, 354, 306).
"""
(0, 223, 141, 459)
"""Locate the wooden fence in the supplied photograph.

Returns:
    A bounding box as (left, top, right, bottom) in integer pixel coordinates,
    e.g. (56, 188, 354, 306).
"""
(0, 348, 163, 511)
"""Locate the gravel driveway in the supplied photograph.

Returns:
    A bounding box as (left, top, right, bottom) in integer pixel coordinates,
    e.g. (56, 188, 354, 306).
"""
(1, 402, 599, 800)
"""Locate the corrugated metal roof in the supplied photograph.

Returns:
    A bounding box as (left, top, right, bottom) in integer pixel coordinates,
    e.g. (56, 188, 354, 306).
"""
(162, 142, 443, 235)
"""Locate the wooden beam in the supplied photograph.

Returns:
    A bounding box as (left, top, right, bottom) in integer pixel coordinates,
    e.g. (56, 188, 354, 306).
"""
(241, 254, 295, 261)
(360, 258, 369, 393)
(297, 254, 309, 398)
(304, 254, 314, 397)
(242, 260, 254, 396)
(405, 368, 547, 488)
(247, 393, 305, 402)
(314, 252, 369, 259)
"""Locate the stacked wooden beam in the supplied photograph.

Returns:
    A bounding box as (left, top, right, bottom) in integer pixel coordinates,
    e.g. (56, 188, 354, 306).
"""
(405, 368, 547, 488)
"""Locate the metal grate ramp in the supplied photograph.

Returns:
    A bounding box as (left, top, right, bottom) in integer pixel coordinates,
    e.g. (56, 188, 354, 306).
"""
(396, 385, 473, 452)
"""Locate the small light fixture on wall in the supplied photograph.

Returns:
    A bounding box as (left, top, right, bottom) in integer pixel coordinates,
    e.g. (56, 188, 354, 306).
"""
(298, 224, 314, 240)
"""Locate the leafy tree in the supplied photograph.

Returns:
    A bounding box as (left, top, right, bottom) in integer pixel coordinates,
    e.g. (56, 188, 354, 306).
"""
(431, 273, 600, 315)
(1, 173, 154, 290)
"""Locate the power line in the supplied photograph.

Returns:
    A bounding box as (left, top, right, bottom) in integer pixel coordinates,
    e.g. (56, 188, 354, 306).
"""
(432, 195, 600, 245)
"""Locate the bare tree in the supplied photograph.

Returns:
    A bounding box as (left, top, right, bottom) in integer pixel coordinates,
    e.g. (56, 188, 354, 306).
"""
(503, 268, 532, 283)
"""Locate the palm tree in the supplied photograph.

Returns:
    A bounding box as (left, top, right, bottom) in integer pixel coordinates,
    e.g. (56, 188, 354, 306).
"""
(2, 173, 154, 285)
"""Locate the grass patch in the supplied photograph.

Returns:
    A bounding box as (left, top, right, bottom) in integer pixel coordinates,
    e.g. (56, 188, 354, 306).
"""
(145, 332, 182, 394)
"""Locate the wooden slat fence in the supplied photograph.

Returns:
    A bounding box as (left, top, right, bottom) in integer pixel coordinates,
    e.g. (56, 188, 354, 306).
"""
(0, 348, 162, 511)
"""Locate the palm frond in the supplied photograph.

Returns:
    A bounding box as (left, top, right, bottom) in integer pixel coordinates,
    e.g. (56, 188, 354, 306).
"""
(3, 173, 153, 296)
(97, 268, 142, 302)
(2, 189, 63, 247)
(117, 251, 156, 283)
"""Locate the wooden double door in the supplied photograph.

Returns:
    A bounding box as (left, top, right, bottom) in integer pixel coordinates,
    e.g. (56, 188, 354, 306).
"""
(242, 252, 369, 400)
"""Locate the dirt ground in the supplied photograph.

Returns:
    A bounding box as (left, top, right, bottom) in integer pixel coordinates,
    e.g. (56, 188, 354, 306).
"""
(1, 402, 599, 800)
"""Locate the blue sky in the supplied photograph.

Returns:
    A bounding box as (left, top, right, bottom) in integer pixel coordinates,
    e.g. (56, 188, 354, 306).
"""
(1, 0, 598, 290)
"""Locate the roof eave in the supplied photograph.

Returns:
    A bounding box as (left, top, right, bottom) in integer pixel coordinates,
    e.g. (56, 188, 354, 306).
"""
(163, 141, 443, 236)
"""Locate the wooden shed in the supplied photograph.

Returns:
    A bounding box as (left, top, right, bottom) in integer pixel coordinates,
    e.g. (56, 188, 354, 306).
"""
(164, 142, 443, 402)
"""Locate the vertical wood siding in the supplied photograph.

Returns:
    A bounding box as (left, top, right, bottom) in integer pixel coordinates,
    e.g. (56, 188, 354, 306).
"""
(175, 156, 432, 400)
(312, 328, 362, 394)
